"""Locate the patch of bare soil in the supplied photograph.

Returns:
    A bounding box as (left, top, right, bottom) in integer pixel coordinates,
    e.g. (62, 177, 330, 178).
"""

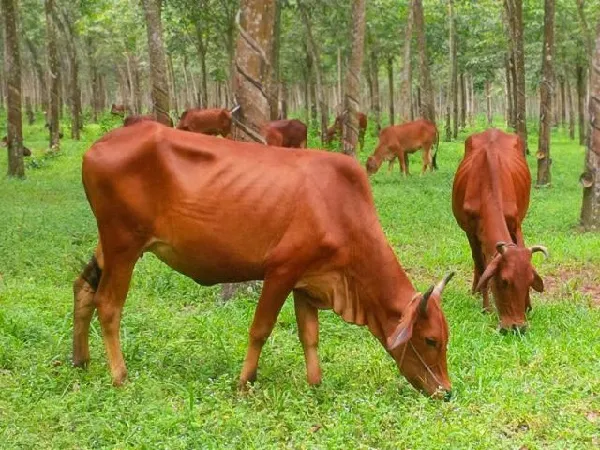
(543, 265, 600, 307)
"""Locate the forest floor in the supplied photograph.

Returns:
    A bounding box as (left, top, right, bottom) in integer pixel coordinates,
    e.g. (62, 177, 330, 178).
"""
(0, 113, 599, 449)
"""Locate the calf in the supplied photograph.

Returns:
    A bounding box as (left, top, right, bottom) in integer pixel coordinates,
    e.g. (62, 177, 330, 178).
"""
(366, 119, 439, 176)
(452, 129, 546, 332)
(73, 122, 454, 398)
(123, 114, 173, 127)
(177, 108, 232, 138)
(325, 112, 368, 151)
(261, 119, 308, 148)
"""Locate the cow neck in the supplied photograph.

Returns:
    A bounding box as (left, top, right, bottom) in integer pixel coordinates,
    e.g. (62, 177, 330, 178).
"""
(479, 151, 514, 261)
(361, 243, 417, 341)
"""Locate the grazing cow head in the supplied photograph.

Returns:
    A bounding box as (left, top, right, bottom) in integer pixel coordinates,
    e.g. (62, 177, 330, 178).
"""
(366, 156, 381, 175)
(476, 242, 546, 333)
(386, 273, 454, 400)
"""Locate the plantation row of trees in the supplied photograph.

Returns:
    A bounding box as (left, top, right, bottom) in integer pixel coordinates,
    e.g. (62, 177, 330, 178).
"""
(1, 0, 600, 228)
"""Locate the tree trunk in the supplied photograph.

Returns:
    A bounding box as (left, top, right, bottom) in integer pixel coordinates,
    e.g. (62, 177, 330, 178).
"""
(281, 80, 288, 119)
(300, 3, 328, 144)
(399, 1, 413, 124)
(567, 76, 575, 140)
(505, 54, 515, 128)
(341, 0, 366, 156)
(459, 72, 466, 128)
(55, 8, 81, 140)
(0, 17, 5, 111)
(87, 37, 100, 122)
(25, 96, 34, 125)
(505, 0, 528, 153)
(414, 0, 435, 123)
(3, 0, 24, 177)
(224, 0, 275, 300)
(577, 64, 587, 145)
(141, 0, 171, 125)
(45, 0, 60, 150)
(576, 0, 593, 58)
(167, 54, 178, 117)
(387, 57, 395, 126)
(559, 74, 566, 127)
(536, 0, 555, 186)
(580, 20, 600, 229)
(486, 80, 493, 126)
(370, 50, 381, 134)
(270, 0, 281, 120)
(25, 38, 48, 117)
(337, 47, 343, 108)
(194, 20, 209, 108)
(447, 0, 457, 138)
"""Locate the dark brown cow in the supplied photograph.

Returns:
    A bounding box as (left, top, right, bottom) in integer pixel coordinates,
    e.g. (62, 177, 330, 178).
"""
(73, 122, 454, 398)
(261, 119, 308, 148)
(110, 104, 127, 116)
(1, 136, 31, 156)
(123, 114, 173, 127)
(325, 112, 368, 150)
(366, 119, 439, 176)
(452, 129, 547, 332)
(177, 108, 232, 138)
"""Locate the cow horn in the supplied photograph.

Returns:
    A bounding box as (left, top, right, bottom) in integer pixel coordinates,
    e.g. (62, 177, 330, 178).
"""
(530, 245, 549, 258)
(496, 242, 509, 254)
(419, 286, 435, 316)
(433, 271, 456, 297)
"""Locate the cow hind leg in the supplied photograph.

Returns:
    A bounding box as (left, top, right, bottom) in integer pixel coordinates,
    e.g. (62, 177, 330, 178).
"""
(73, 248, 103, 368)
(421, 144, 433, 174)
(238, 270, 298, 389)
(94, 248, 139, 386)
(293, 290, 321, 386)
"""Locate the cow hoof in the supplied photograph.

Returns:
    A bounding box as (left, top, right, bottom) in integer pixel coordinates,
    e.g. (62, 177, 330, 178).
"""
(111, 370, 128, 387)
(72, 358, 89, 369)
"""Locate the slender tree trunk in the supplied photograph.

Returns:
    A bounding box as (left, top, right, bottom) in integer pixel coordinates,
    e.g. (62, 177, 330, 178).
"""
(341, 0, 366, 156)
(3, 0, 24, 177)
(414, 0, 435, 123)
(505, 54, 514, 127)
(87, 37, 100, 122)
(281, 80, 288, 119)
(194, 20, 209, 108)
(0, 17, 4, 111)
(25, 96, 34, 125)
(223, 0, 275, 300)
(337, 47, 342, 108)
(577, 64, 587, 145)
(56, 8, 81, 139)
(447, 0, 457, 138)
(536, 0, 555, 186)
(559, 74, 566, 127)
(141, 0, 171, 125)
(387, 57, 395, 126)
(133, 55, 142, 114)
(370, 50, 381, 134)
(505, 0, 528, 153)
(45, 0, 60, 150)
(270, 0, 281, 120)
(300, 3, 328, 144)
(25, 38, 47, 116)
(167, 54, 178, 117)
(576, 0, 593, 58)
(580, 20, 600, 229)
(399, 1, 413, 124)
(567, 76, 575, 140)
(459, 72, 466, 128)
(485, 80, 493, 126)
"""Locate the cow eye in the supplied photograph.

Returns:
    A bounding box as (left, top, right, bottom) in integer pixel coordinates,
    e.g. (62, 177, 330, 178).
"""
(425, 338, 437, 347)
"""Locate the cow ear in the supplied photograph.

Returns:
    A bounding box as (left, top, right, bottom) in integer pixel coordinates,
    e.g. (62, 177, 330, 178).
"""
(532, 270, 544, 292)
(475, 255, 502, 293)
(386, 302, 419, 351)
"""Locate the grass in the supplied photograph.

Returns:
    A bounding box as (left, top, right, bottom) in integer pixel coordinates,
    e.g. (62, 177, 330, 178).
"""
(0, 112, 599, 449)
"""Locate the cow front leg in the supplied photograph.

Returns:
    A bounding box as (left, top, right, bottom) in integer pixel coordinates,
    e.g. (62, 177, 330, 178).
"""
(238, 273, 297, 388)
(94, 250, 138, 386)
(388, 157, 396, 173)
(293, 290, 322, 385)
(467, 234, 491, 313)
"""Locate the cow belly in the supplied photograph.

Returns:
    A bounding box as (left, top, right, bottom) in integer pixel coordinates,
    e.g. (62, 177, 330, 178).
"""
(147, 240, 265, 285)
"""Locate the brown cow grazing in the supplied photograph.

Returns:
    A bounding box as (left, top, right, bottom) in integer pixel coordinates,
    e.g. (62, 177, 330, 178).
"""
(261, 119, 308, 148)
(73, 122, 455, 398)
(123, 114, 173, 127)
(452, 129, 547, 333)
(325, 112, 368, 150)
(110, 104, 127, 116)
(366, 119, 439, 176)
(1, 136, 31, 156)
(177, 108, 232, 138)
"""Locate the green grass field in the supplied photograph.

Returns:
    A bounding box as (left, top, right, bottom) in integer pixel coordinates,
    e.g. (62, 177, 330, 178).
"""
(0, 113, 599, 449)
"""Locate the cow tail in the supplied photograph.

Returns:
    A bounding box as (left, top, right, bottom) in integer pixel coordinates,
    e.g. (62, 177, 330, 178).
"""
(432, 127, 440, 170)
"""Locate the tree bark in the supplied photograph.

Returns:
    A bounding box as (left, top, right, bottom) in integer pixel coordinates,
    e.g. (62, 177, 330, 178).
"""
(580, 20, 600, 229)
(399, 1, 413, 124)
(505, 0, 528, 153)
(45, 0, 60, 150)
(3, 0, 24, 177)
(414, 0, 435, 123)
(577, 64, 587, 145)
(459, 72, 466, 128)
(55, 7, 81, 140)
(25, 38, 48, 117)
(505, 54, 514, 128)
(387, 57, 395, 126)
(141, 0, 171, 125)
(567, 76, 575, 140)
(270, 0, 281, 120)
(300, 2, 328, 143)
(341, 0, 366, 156)
(536, 0, 555, 186)
(370, 50, 381, 134)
